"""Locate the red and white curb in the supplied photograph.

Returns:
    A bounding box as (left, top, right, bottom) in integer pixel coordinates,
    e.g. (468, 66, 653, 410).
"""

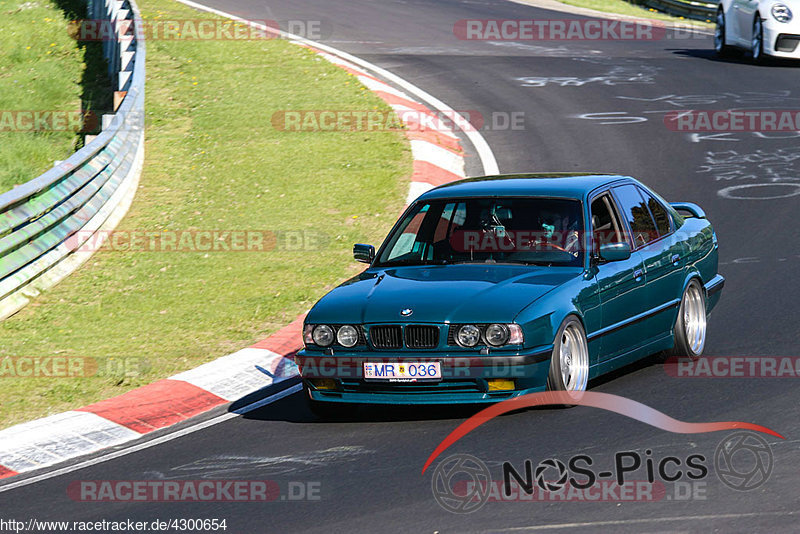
(0, 6, 490, 481)
(0, 319, 303, 480)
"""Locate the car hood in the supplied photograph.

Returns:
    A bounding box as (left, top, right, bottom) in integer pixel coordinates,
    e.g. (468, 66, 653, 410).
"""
(307, 264, 582, 324)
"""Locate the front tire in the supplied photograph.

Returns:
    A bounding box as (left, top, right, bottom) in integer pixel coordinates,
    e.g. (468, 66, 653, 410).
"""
(751, 15, 765, 62)
(546, 316, 589, 398)
(669, 280, 707, 359)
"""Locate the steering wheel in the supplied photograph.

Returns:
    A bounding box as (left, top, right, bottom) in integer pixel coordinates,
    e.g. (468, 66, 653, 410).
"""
(536, 241, 569, 253)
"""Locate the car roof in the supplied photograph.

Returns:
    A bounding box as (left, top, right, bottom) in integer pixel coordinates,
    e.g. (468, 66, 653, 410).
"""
(417, 173, 632, 201)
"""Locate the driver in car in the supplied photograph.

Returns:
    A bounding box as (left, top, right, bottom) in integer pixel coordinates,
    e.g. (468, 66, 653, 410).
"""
(535, 210, 580, 257)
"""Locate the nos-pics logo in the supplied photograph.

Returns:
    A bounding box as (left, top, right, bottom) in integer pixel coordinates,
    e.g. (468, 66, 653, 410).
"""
(431, 431, 774, 513)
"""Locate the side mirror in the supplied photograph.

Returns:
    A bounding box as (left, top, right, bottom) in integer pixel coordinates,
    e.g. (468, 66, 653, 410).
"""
(599, 242, 631, 262)
(353, 243, 375, 264)
(669, 202, 706, 219)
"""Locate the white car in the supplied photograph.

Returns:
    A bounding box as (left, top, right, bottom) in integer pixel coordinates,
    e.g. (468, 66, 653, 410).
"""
(715, 0, 800, 60)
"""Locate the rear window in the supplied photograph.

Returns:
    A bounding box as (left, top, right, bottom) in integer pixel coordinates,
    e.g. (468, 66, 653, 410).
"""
(638, 187, 672, 236)
(613, 185, 658, 248)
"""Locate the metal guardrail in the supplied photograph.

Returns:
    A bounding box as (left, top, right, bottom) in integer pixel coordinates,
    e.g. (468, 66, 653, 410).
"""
(0, 0, 146, 320)
(640, 0, 717, 22)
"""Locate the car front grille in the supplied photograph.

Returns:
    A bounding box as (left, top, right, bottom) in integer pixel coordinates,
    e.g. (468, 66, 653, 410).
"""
(369, 325, 403, 349)
(367, 325, 441, 349)
(404, 325, 439, 349)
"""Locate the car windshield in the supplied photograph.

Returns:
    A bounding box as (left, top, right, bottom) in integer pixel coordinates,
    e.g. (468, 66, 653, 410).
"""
(375, 197, 584, 267)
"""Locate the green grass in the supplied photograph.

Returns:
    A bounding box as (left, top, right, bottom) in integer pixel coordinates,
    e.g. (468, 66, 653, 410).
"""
(0, 0, 88, 193)
(555, 0, 715, 26)
(0, 0, 411, 428)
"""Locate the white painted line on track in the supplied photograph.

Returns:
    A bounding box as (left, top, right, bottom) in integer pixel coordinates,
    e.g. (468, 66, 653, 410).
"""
(492, 511, 800, 532)
(356, 76, 410, 99)
(313, 51, 372, 75)
(0, 383, 302, 494)
(173, 0, 499, 176)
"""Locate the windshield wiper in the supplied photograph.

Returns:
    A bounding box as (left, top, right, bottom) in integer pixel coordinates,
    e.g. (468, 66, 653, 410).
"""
(511, 261, 553, 266)
(376, 259, 447, 268)
(444, 259, 551, 266)
(378, 259, 567, 267)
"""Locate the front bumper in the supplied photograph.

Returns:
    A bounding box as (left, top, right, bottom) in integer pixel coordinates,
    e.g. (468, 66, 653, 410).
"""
(764, 19, 800, 58)
(297, 347, 553, 405)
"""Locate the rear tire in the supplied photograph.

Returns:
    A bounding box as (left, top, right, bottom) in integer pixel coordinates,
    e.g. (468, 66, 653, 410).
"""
(668, 280, 707, 359)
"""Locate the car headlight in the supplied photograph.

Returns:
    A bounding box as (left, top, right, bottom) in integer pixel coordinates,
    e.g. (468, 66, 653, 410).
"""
(311, 325, 334, 347)
(336, 325, 359, 348)
(456, 325, 481, 347)
(485, 324, 510, 346)
(772, 3, 793, 22)
(452, 323, 525, 348)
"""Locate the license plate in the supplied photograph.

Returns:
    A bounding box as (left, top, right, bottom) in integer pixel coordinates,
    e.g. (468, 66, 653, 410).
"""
(363, 361, 441, 382)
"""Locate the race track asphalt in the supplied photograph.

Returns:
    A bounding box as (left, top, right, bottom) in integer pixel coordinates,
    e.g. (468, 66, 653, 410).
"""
(3, 1, 799, 531)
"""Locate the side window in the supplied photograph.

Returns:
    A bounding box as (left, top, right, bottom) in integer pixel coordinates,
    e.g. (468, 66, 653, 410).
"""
(590, 193, 626, 249)
(638, 187, 671, 236)
(613, 185, 657, 248)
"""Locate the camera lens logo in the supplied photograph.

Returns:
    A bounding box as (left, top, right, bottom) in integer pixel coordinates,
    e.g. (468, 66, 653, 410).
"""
(715, 431, 774, 491)
(535, 458, 568, 491)
(431, 454, 491, 513)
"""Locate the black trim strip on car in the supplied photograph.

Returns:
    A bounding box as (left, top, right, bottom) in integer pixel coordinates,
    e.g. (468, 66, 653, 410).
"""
(587, 299, 681, 341)
(454, 348, 553, 366)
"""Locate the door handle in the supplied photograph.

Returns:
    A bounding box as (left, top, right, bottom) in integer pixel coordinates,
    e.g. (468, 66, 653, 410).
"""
(633, 268, 643, 282)
(671, 254, 680, 266)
